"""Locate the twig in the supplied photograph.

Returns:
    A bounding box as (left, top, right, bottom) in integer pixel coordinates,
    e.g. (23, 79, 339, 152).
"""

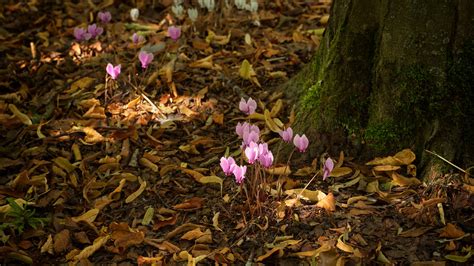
(424, 149, 468, 175)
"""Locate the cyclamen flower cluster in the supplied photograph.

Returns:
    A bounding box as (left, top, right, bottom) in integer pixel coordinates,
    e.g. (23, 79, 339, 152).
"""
(74, 24, 103, 41)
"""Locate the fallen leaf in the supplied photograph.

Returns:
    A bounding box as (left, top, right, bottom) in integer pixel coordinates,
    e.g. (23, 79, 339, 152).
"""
(173, 197, 204, 210)
(125, 177, 146, 203)
(73, 235, 110, 261)
(399, 227, 432, 237)
(316, 193, 336, 211)
(72, 208, 100, 223)
(439, 223, 465, 238)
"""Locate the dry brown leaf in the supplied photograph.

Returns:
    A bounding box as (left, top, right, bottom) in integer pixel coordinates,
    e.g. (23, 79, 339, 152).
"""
(439, 223, 465, 238)
(53, 229, 71, 254)
(391, 172, 421, 187)
(256, 247, 283, 262)
(72, 208, 100, 223)
(173, 197, 204, 210)
(285, 189, 326, 203)
(373, 165, 401, 172)
(265, 165, 291, 175)
(8, 104, 32, 126)
(316, 192, 336, 211)
(393, 149, 416, 165)
(81, 127, 105, 143)
(181, 228, 205, 240)
(330, 167, 352, 177)
(264, 109, 281, 132)
(399, 227, 432, 237)
(40, 234, 53, 254)
(110, 222, 145, 251)
(292, 242, 333, 257)
(153, 213, 178, 231)
(212, 212, 222, 232)
(73, 235, 110, 261)
(125, 177, 146, 203)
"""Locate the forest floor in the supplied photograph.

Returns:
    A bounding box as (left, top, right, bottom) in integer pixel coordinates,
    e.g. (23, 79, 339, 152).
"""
(0, 1, 473, 265)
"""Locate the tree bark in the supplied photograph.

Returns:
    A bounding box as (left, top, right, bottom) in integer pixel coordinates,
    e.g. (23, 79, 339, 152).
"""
(286, 0, 474, 179)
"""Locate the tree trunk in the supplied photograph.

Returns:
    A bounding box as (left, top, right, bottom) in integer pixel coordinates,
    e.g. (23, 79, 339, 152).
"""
(286, 0, 474, 179)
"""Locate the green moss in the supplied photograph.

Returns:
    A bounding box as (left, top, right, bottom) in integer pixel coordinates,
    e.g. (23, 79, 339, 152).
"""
(365, 121, 411, 153)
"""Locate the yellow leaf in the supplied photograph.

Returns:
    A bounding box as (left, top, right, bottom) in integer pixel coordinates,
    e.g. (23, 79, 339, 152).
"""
(330, 167, 352, 177)
(331, 176, 361, 193)
(316, 192, 336, 211)
(246, 112, 265, 120)
(53, 157, 76, 173)
(142, 207, 154, 226)
(270, 99, 283, 117)
(8, 104, 32, 126)
(265, 165, 291, 175)
(125, 177, 146, 203)
(40, 234, 53, 254)
(180, 168, 205, 182)
(179, 144, 200, 154)
(393, 149, 416, 165)
(285, 189, 326, 203)
(264, 109, 281, 132)
(373, 165, 400, 171)
(239, 59, 255, 80)
(181, 228, 205, 240)
(212, 212, 222, 231)
(74, 235, 110, 261)
(139, 157, 159, 172)
(72, 208, 100, 223)
(68, 77, 95, 94)
(256, 247, 282, 262)
(199, 175, 223, 194)
(336, 238, 354, 253)
(391, 172, 421, 187)
(81, 127, 105, 143)
(292, 242, 332, 257)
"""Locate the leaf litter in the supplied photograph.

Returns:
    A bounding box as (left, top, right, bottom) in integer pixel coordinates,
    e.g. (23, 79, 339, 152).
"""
(0, 0, 473, 265)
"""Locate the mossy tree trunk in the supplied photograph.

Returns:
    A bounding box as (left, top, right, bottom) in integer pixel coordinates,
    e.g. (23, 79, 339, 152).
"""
(286, 0, 474, 179)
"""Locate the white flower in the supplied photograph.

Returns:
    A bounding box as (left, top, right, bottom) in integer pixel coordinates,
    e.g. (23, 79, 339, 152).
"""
(130, 8, 139, 21)
(187, 8, 198, 22)
(173, 0, 184, 5)
(172, 4, 184, 17)
(199, 0, 215, 12)
(249, 0, 258, 12)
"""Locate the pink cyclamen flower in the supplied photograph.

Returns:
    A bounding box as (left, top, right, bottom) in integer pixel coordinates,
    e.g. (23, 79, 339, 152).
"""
(279, 127, 293, 143)
(132, 33, 144, 44)
(243, 130, 259, 147)
(73, 27, 91, 41)
(138, 51, 154, 69)
(323, 158, 334, 181)
(168, 26, 181, 41)
(233, 165, 247, 184)
(235, 122, 249, 138)
(293, 134, 309, 152)
(259, 150, 274, 168)
(220, 156, 236, 176)
(98, 11, 112, 23)
(239, 97, 257, 115)
(106, 63, 121, 80)
(87, 24, 103, 39)
(245, 142, 259, 164)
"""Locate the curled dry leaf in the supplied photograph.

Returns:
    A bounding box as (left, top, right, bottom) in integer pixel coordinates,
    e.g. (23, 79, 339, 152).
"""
(125, 177, 146, 203)
(73, 235, 110, 261)
(173, 197, 204, 210)
(391, 172, 421, 187)
(316, 192, 336, 212)
(439, 223, 465, 238)
(366, 149, 416, 166)
(285, 189, 326, 203)
(71, 208, 100, 223)
(53, 229, 71, 254)
(40, 234, 53, 254)
(9, 104, 32, 126)
(110, 222, 145, 251)
(329, 167, 352, 177)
